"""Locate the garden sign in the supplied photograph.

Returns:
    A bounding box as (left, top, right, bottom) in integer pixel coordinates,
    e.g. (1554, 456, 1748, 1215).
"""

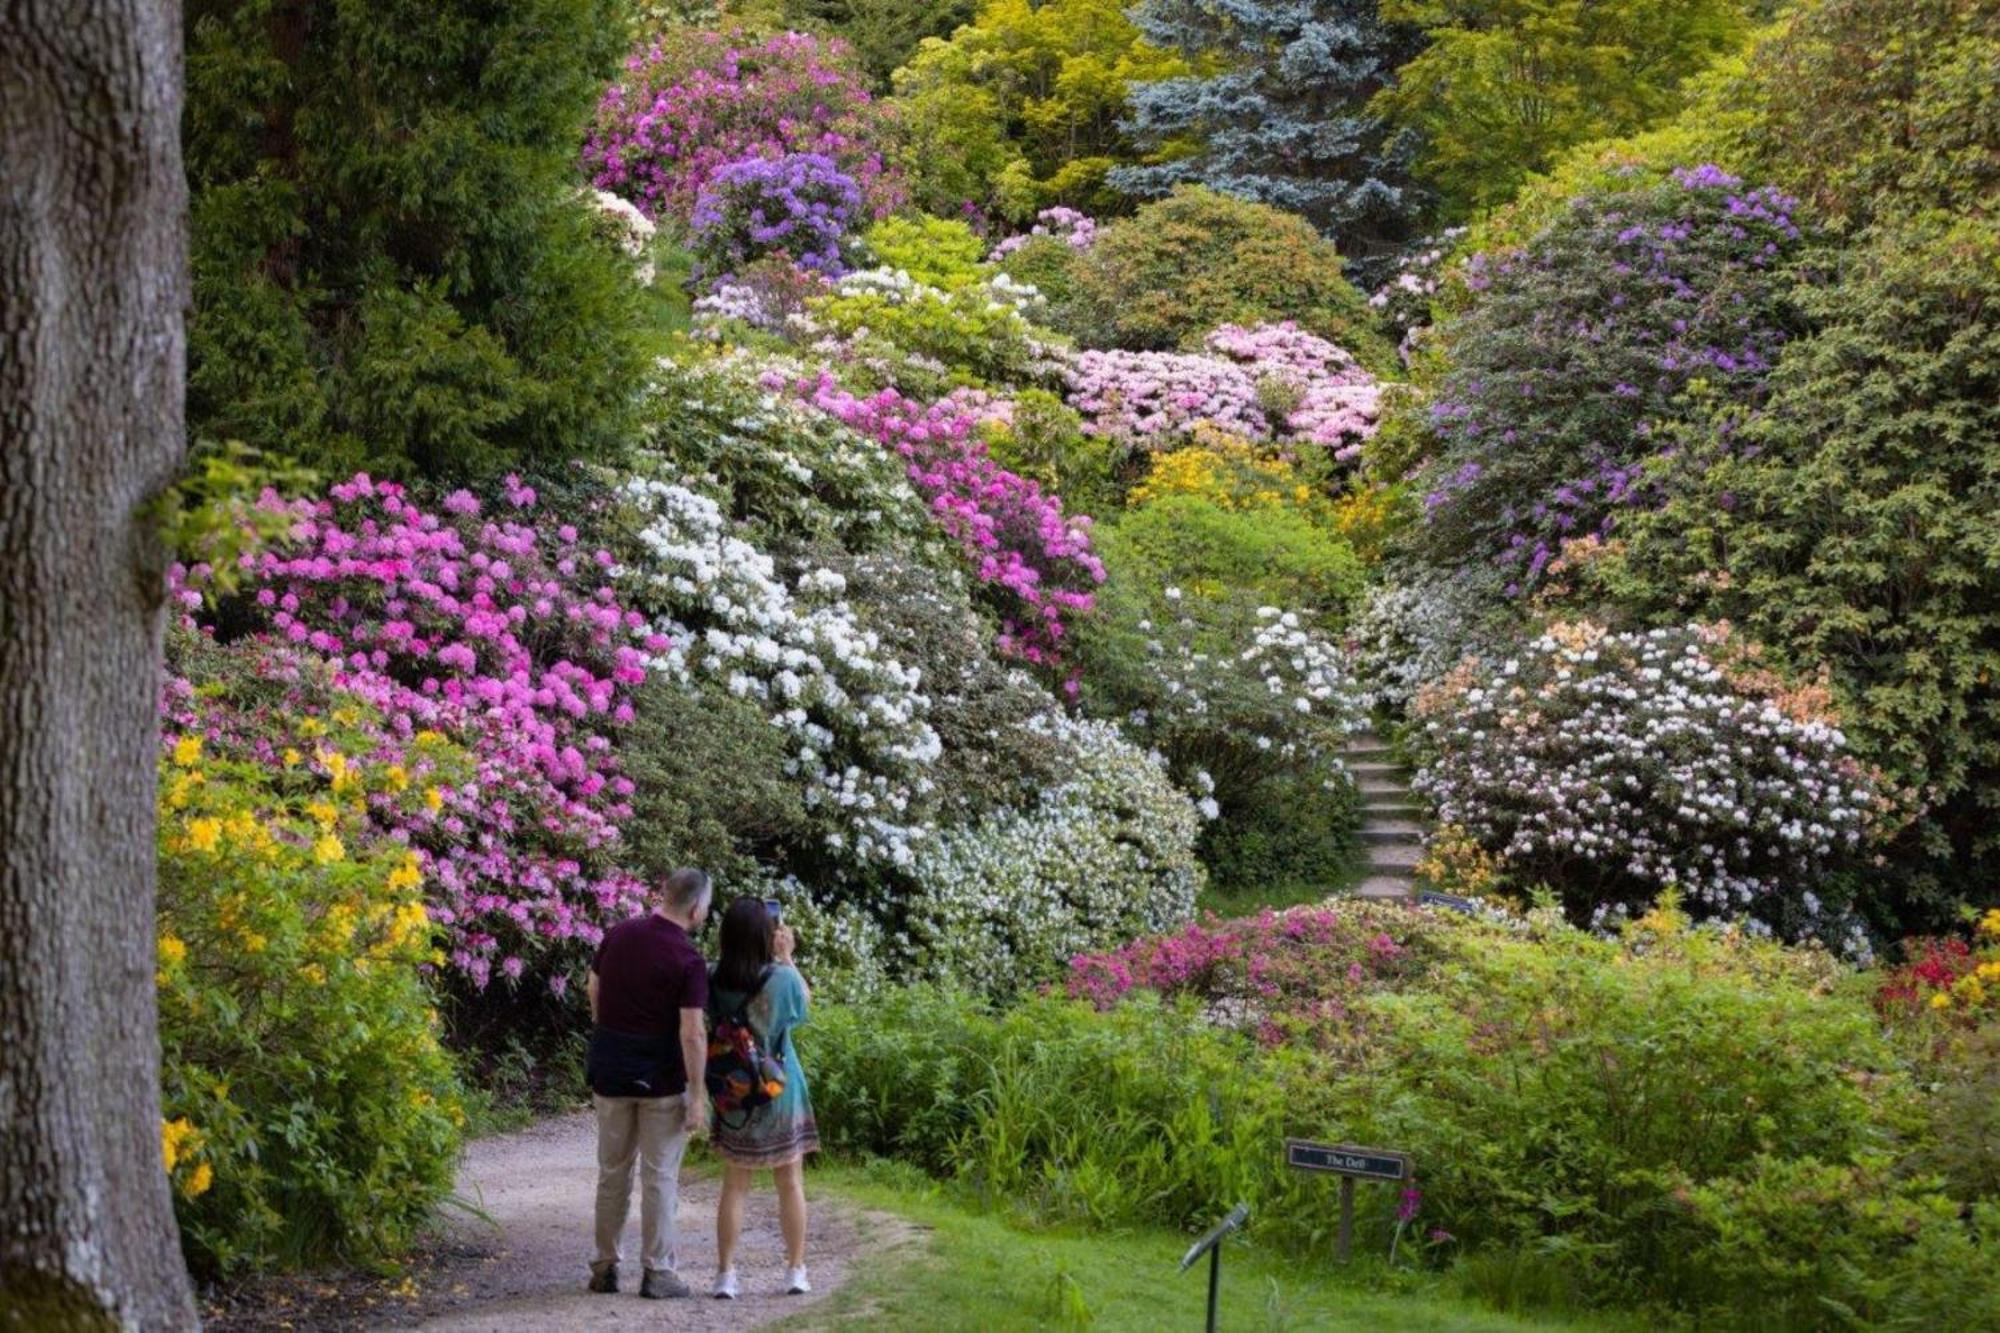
(1284, 1139, 1412, 1261)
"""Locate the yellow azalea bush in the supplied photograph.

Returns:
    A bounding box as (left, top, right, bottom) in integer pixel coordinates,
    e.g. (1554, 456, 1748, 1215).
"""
(157, 698, 466, 1275)
(1126, 425, 1330, 519)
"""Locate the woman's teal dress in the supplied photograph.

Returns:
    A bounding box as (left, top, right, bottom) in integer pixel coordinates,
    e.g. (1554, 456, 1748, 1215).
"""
(708, 962, 819, 1167)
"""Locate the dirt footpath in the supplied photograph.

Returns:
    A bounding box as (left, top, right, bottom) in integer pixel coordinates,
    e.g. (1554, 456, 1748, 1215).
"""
(400, 1112, 868, 1331)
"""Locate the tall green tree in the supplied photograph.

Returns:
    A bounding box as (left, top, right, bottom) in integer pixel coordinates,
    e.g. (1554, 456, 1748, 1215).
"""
(185, 0, 648, 480)
(1376, 0, 1752, 218)
(783, 0, 979, 87)
(890, 0, 1191, 222)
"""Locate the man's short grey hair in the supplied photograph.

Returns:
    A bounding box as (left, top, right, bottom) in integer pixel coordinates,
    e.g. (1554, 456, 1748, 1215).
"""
(661, 867, 711, 911)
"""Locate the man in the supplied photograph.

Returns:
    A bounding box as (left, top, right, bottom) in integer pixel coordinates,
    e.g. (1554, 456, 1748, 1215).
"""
(585, 867, 712, 1299)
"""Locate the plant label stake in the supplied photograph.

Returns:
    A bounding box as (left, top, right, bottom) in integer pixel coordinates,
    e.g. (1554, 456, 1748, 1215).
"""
(1284, 1139, 1412, 1262)
(1179, 1202, 1249, 1333)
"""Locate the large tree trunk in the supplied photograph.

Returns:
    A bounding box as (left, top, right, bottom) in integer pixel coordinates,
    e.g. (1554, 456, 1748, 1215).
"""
(0, 2, 197, 1329)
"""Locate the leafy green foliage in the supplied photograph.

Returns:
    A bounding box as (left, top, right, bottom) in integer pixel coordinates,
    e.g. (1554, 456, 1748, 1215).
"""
(782, 0, 979, 88)
(185, 0, 646, 479)
(1729, 0, 2000, 233)
(1068, 187, 1389, 362)
(857, 214, 989, 288)
(1376, 0, 1754, 218)
(889, 0, 1191, 222)
(1108, 494, 1363, 618)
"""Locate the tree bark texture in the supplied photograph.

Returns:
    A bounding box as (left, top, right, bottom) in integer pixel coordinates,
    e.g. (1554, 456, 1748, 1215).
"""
(0, 1, 196, 1328)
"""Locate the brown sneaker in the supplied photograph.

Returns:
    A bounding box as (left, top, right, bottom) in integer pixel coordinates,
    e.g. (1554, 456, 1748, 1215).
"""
(587, 1260, 618, 1294)
(641, 1268, 691, 1300)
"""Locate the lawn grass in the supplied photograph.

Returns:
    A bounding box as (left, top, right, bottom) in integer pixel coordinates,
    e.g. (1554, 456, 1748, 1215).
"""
(784, 1159, 1632, 1332)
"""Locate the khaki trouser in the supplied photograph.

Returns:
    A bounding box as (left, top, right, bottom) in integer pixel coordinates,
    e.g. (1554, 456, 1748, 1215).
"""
(593, 1093, 690, 1273)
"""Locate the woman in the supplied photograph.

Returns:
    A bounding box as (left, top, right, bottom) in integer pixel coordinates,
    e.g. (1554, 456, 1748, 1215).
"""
(706, 897, 818, 1299)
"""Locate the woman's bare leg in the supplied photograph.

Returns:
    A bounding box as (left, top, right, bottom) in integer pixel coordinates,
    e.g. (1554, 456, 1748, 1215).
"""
(773, 1160, 808, 1268)
(716, 1163, 754, 1272)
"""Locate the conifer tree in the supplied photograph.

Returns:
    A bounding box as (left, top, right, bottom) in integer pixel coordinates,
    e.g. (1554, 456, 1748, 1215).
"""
(1110, 0, 1424, 257)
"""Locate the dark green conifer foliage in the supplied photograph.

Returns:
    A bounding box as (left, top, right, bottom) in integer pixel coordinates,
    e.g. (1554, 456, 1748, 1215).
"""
(185, 0, 646, 479)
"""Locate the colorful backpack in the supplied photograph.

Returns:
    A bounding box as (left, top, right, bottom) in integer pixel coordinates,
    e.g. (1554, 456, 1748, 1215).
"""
(705, 967, 787, 1125)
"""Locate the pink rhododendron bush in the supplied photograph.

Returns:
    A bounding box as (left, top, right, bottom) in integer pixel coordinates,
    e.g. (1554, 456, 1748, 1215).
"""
(583, 28, 901, 224)
(1064, 322, 1381, 461)
(169, 475, 662, 988)
(1410, 620, 1891, 948)
(798, 371, 1105, 669)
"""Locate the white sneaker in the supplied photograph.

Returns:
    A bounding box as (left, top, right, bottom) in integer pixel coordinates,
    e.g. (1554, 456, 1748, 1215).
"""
(785, 1265, 811, 1295)
(712, 1268, 739, 1300)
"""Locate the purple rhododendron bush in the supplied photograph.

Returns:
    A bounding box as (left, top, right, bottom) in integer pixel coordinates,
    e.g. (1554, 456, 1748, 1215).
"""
(584, 27, 901, 224)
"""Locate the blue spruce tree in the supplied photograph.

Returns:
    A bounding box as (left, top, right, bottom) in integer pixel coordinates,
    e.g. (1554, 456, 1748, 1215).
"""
(1110, 1, 1424, 257)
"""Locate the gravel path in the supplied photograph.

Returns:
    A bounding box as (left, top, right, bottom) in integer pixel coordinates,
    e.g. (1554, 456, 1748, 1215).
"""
(402, 1113, 875, 1331)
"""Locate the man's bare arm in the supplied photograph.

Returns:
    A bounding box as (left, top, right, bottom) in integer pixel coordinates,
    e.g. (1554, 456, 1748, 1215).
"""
(679, 1006, 708, 1130)
(586, 969, 600, 1024)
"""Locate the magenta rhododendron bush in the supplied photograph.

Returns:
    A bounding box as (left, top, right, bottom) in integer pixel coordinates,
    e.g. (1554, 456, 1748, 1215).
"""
(583, 28, 901, 224)
(170, 475, 664, 988)
(798, 372, 1105, 669)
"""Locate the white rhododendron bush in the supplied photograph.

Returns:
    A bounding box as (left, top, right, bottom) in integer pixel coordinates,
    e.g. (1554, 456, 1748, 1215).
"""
(1410, 621, 1887, 949)
(895, 715, 1206, 997)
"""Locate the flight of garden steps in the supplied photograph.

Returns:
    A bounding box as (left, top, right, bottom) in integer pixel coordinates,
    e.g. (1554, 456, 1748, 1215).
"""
(1346, 732, 1425, 902)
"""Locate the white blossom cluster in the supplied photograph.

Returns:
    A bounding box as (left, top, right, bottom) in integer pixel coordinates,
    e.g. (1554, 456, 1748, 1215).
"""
(1348, 576, 1503, 710)
(1410, 622, 1882, 941)
(1128, 593, 1364, 785)
(620, 476, 943, 866)
(894, 714, 1206, 995)
(586, 188, 658, 286)
(826, 265, 1048, 317)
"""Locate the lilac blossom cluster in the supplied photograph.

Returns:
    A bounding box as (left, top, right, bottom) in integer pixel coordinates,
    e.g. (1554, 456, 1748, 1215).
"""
(690, 152, 863, 277)
(987, 206, 1098, 260)
(1063, 322, 1381, 460)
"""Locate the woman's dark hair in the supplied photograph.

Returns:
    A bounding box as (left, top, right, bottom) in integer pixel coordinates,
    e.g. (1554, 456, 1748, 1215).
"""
(713, 897, 775, 994)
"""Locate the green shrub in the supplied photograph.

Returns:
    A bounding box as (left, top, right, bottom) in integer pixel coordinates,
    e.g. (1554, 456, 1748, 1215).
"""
(1108, 494, 1363, 617)
(997, 234, 1088, 328)
(977, 389, 1122, 517)
(185, 0, 646, 479)
(1068, 188, 1390, 365)
(157, 706, 464, 1275)
(808, 269, 1052, 393)
(858, 214, 989, 289)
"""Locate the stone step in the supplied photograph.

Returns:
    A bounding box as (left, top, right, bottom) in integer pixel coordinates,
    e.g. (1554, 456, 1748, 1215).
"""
(1359, 821, 1425, 844)
(1357, 779, 1411, 799)
(1365, 842, 1423, 870)
(1347, 760, 1412, 780)
(1352, 875, 1418, 901)
(1342, 741, 1393, 759)
(1361, 797, 1422, 813)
